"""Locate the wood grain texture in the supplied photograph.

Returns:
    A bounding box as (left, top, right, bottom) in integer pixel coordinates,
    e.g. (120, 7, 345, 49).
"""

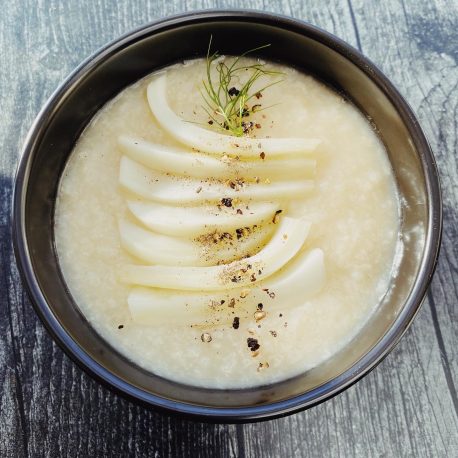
(0, 0, 457, 456)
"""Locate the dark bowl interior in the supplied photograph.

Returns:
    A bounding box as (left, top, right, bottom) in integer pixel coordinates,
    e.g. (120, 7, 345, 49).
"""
(13, 11, 441, 421)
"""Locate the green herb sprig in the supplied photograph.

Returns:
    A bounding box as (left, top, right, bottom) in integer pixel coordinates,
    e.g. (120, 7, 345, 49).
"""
(201, 37, 284, 137)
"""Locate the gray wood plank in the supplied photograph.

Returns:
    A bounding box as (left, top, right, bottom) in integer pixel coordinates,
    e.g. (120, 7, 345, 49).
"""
(350, 0, 458, 410)
(0, 0, 457, 457)
(0, 184, 27, 458)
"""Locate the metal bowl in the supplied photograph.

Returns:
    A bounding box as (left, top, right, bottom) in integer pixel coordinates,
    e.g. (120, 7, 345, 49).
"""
(12, 10, 442, 422)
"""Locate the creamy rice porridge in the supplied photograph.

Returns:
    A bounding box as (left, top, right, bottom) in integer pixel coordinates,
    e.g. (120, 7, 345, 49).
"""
(54, 55, 399, 388)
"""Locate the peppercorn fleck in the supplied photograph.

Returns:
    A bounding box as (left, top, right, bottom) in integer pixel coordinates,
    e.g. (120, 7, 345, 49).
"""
(242, 121, 255, 134)
(228, 87, 240, 96)
(273, 209, 283, 224)
(201, 333, 212, 343)
(232, 317, 240, 329)
(221, 197, 233, 207)
(247, 337, 260, 352)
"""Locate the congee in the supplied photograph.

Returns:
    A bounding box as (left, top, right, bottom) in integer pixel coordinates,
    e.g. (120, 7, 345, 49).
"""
(54, 51, 399, 388)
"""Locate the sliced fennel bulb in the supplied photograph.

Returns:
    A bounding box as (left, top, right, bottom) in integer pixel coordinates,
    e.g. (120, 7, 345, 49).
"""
(119, 156, 313, 204)
(128, 248, 325, 325)
(126, 199, 279, 237)
(147, 74, 321, 157)
(119, 216, 310, 290)
(119, 218, 274, 267)
(119, 135, 316, 180)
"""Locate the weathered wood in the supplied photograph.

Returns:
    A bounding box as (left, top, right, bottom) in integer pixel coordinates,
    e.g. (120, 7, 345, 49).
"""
(0, 0, 457, 457)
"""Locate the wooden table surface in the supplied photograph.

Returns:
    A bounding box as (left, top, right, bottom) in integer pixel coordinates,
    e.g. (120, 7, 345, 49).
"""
(1, 1, 457, 456)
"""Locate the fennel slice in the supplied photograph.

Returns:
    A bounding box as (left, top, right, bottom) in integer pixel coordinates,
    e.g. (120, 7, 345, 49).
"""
(119, 218, 275, 267)
(147, 74, 321, 156)
(119, 135, 316, 180)
(128, 248, 325, 325)
(119, 216, 310, 290)
(119, 156, 314, 204)
(126, 199, 280, 237)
